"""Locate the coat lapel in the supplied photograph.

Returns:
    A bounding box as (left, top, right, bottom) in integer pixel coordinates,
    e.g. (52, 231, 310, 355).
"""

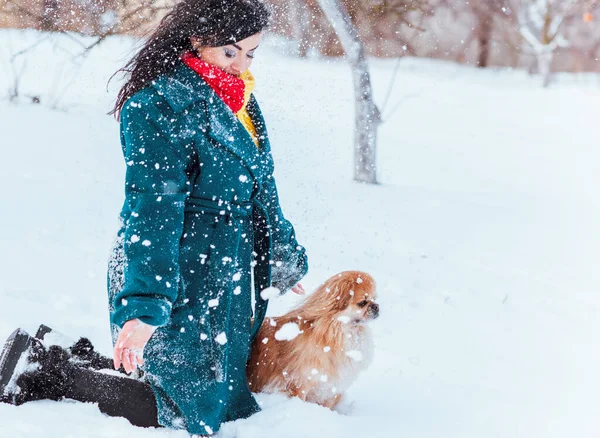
(151, 63, 272, 185)
(247, 96, 270, 152)
(247, 95, 274, 176)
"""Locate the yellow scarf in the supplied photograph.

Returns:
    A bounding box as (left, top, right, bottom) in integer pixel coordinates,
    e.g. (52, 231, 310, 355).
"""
(236, 70, 258, 146)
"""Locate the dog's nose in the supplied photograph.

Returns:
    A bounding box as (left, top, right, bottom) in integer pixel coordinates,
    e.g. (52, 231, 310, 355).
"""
(368, 303, 379, 319)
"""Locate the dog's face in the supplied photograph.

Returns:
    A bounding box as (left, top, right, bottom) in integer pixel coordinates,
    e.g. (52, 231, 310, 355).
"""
(337, 282, 379, 324)
(350, 288, 379, 323)
(306, 271, 379, 325)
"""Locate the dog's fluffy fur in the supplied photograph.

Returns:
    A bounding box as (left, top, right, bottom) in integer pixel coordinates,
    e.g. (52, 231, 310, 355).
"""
(247, 271, 378, 409)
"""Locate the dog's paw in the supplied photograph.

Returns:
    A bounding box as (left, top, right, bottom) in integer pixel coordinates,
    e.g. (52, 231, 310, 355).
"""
(334, 398, 356, 416)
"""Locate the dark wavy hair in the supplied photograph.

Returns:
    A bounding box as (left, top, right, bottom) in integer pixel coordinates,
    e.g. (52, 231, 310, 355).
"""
(110, 0, 270, 119)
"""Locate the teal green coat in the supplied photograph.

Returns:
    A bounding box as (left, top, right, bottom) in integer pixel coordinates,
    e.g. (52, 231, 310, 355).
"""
(106, 62, 308, 435)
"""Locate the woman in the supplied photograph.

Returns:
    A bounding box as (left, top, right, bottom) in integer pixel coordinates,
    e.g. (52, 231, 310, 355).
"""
(0, 0, 308, 435)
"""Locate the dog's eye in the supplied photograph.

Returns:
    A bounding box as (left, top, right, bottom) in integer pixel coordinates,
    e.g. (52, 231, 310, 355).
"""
(357, 300, 368, 307)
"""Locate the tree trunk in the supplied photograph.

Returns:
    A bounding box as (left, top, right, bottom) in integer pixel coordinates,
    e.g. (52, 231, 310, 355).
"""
(315, 0, 380, 184)
(41, 0, 60, 31)
(80, 0, 119, 35)
(538, 50, 554, 87)
(289, 0, 312, 57)
(476, 15, 493, 68)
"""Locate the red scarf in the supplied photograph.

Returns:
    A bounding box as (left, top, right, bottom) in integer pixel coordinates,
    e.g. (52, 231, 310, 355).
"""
(182, 52, 245, 113)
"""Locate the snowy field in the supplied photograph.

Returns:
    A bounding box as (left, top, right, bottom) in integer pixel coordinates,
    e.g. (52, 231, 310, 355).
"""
(1, 29, 600, 438)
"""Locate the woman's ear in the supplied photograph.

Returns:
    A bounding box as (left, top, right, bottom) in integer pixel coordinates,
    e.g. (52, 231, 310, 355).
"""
(190, 37, 200, 50)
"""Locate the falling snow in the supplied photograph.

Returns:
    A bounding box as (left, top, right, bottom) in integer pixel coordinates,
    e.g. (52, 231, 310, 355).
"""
(260, 286, 281, 300)
(215, 332, 228, 345)
(1, 27, 599, 438)
(274, 323, 302, 341)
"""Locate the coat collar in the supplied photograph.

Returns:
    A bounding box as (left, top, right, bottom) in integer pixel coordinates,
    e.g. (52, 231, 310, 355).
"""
(151, 62, 274, 185)
(151, 63, 207, 112)
(246, 94, 271, 155)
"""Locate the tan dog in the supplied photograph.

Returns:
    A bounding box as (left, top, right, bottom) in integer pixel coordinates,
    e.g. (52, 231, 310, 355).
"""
(247, 271, 378, 408)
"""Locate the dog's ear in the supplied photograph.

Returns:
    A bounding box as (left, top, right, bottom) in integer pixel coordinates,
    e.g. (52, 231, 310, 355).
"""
(353, 271, 376, 301)
(299, 271, 376, 319)
(319, 274, 356, 312)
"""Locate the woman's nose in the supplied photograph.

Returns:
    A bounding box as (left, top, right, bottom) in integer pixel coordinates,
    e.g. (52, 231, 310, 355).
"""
(232, 57, 248, 74)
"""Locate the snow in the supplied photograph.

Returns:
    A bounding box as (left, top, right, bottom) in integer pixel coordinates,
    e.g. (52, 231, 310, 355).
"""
(345, 350, 363, 362)
(1, 29, 600, 438)
(274, 323, 302, 341)
(41, 331, 76, 349)
(260, 286, 281, 300)
(215, 332, 228, 346)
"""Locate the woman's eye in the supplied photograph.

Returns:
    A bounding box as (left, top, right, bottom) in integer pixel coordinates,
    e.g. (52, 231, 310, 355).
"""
(247, 52, 255, 59)
(224, 49, 237, 58)
(357, 300, 368, 307)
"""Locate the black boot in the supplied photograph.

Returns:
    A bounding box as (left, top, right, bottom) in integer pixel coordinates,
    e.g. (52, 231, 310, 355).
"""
(1, 328, 161, 428)
(35, 325, 121, 373)
(0, 329, 70, 405)
(0, 329, 34, 399)
(69, 337, 116, 371)
(12, 345, 71, 405)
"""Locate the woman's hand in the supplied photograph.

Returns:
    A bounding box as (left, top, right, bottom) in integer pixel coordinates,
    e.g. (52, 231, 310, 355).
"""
(291, 283, 305, 295)
(113, 319, 157, 374)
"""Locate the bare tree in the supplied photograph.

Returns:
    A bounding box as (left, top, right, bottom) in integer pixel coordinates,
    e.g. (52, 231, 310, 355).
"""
(470, 0, 512, 67)
(315, 0, 380, 184)
(433, 0, 513, 67)
(1, 0, 170, 106)
(309, 0, 431, 183)
(41, 0, 61, 31)
(514, 0, 599, 86)
(0, 1, 170, 37)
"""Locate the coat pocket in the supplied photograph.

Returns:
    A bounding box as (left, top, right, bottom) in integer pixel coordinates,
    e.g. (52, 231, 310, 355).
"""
(144, 306, 219, 382)
(175, 211, 218, 309)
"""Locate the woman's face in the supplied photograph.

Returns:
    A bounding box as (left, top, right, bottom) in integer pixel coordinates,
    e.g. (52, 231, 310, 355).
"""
(192, 32, 262, 77)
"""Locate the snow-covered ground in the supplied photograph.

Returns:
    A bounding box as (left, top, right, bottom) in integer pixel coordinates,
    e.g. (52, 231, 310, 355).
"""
(1, 29, 599, 438)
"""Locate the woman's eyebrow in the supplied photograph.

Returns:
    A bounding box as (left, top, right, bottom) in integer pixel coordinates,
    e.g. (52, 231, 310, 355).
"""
(232, 43, 259, 51)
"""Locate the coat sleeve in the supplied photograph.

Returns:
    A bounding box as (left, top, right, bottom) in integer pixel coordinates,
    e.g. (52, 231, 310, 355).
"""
(111, 96, 196, 328)
(257, 173, 308, 294)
